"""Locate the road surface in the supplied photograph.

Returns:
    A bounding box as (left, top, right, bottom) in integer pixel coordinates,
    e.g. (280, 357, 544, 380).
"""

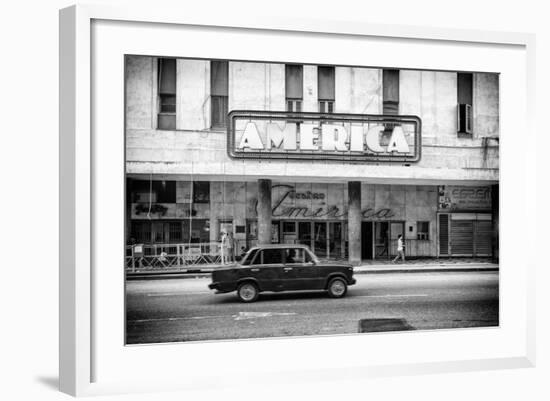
(126, 269, 498, 344)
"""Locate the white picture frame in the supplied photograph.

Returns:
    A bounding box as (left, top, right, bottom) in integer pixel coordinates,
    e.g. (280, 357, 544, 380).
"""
(59, 4, 536, 397)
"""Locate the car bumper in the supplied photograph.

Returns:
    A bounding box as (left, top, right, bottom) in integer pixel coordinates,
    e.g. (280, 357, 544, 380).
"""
(349, 278, 357, 285)
(208, 282, 234, 293)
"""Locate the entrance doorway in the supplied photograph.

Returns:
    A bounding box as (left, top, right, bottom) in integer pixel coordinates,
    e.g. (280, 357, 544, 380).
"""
(361, 222, 373, 259)
(274, 220, 346, 259)
(374, 221, 389, 258)
(372, 221, 405, 259)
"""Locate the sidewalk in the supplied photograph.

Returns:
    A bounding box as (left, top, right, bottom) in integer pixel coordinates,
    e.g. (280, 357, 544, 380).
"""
(126, 258, 498, 279)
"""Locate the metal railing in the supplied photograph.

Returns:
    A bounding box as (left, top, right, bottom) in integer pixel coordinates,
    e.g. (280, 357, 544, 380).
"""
(126, 242, 230, 271)
(125, 238, 434, 271)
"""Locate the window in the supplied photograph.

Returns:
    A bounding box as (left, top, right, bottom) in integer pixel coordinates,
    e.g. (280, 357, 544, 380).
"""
(318, 66, 335, 113)
(246, 220, 258, 240)
(211, 60, 228, 129)
(285, 64, 303, 112)
(417, 221, 430, 240)
(130, 220, 182, 244)
(383, 69, 400, 134)
(457, 72, 473, 135)
(169, 222, 182, 243)
(131, 180, 176, 203)
(131, 221, 152, 244)
(182, 219, 209, 243)
(282, 221, 296, 234)
(192, 181, 210, 203)
(383, 69, 399, 115)
(260, 249, 284, 265)
(284, 248, 310, 264)
(157, 58, 177, 130)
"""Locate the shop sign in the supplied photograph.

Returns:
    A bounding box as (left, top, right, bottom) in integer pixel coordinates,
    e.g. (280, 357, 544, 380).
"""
(438, 185, 492, 211)
(256, 184, 395, 219)
(228, 110, 421, 162)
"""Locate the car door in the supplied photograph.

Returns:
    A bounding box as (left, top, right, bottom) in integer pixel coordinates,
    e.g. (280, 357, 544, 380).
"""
(246, 248, 285, 292)
(283, 248, 324, 290)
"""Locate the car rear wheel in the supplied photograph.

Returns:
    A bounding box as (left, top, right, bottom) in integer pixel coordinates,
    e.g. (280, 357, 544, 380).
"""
(327, 277, 347, 298)
(237, 282, 259, 303)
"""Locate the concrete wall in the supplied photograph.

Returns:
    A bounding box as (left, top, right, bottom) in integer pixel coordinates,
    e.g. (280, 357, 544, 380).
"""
(177, 59, 210, 131)
(125, 56, 155, 130)
(229, 62, 285, 111)
(400, 71, 458, 139)
(474, 72, 500, 138)
(335, 67, 381, 114)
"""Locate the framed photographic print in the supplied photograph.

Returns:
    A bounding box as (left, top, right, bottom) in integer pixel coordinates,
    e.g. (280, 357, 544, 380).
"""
(59, 4, 536, 397)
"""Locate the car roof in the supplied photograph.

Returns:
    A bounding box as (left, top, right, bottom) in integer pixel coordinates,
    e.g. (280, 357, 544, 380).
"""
(248, 244, 311, 250)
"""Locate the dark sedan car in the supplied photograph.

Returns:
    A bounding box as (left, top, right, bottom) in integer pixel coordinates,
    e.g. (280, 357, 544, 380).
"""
(208, 244, 356, 302)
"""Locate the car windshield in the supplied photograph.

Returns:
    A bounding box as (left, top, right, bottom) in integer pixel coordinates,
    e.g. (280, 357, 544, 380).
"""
(240, 248, 259, 266)
(306, 249, 320, 264)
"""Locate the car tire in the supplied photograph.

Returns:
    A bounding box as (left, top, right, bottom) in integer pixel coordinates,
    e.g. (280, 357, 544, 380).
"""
(237, 282, 259, 303)
(327, 277, 347, 298)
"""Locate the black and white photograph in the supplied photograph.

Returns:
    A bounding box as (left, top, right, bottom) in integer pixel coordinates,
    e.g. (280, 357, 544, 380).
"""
(124, 56, 500, 344)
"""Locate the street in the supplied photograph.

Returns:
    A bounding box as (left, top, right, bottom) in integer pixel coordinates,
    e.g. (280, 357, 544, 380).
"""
(126, 268, 499, 344)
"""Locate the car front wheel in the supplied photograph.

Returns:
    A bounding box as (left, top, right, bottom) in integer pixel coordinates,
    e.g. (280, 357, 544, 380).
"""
(327, 277, 347, 298)
(237, 282, 259, 303)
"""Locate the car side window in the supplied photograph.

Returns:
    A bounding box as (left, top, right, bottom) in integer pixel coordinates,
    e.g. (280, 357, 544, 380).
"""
(285, 248, 305, 264)
(261, 249, 283, 265)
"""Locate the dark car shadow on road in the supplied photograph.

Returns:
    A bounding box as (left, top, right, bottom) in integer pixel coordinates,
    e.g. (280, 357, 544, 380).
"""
(214, 290, 336, 304)
(359, 318, 416, 333)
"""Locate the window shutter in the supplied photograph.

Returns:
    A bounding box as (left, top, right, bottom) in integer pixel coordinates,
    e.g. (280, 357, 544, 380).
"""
(318, 66, 335, 101)
(474, 220, 492, 256)
(438, 214, 449, 256)
(285, 64, 303, 99)
(457, 72, 473, 105)
(383, 69, 399, 115)
(383, 70, 399, 103)
(450, 220, 474, 256)
(211, 61, 228, 96)
(158, 58, 176, 95)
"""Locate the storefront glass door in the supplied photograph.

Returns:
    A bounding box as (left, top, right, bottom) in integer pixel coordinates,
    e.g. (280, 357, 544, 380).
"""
(289, 221, 345, 259)
(328, 222, 343, 258)
(298, 221, 312, 248)
(313, 222, 328, 258)
(374, 222, 389, 258)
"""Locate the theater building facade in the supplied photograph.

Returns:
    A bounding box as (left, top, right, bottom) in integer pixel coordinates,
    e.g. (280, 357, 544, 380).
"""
(125, 56, 499, 264)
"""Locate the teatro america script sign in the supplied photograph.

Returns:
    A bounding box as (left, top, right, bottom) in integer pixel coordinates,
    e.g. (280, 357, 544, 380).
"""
(227, 110, 421, 162)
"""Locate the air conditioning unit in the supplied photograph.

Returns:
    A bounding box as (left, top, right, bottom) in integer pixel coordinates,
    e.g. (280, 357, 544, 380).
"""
(457, 103, 473, 135)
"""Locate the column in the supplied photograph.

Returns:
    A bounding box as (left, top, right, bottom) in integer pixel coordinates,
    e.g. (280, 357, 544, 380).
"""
(348, 181, 362, 265)
(257, 179, 272, 245)
(491, 184, 499, 263)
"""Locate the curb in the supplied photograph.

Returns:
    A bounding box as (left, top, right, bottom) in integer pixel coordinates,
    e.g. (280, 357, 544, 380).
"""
(126, 265, 498, 280)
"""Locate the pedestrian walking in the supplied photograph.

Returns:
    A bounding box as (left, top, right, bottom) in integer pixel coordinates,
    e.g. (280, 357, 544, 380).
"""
(392, 234, 405, 263)
(226, 232, 235, 263)
(239, 246, 247, 261)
